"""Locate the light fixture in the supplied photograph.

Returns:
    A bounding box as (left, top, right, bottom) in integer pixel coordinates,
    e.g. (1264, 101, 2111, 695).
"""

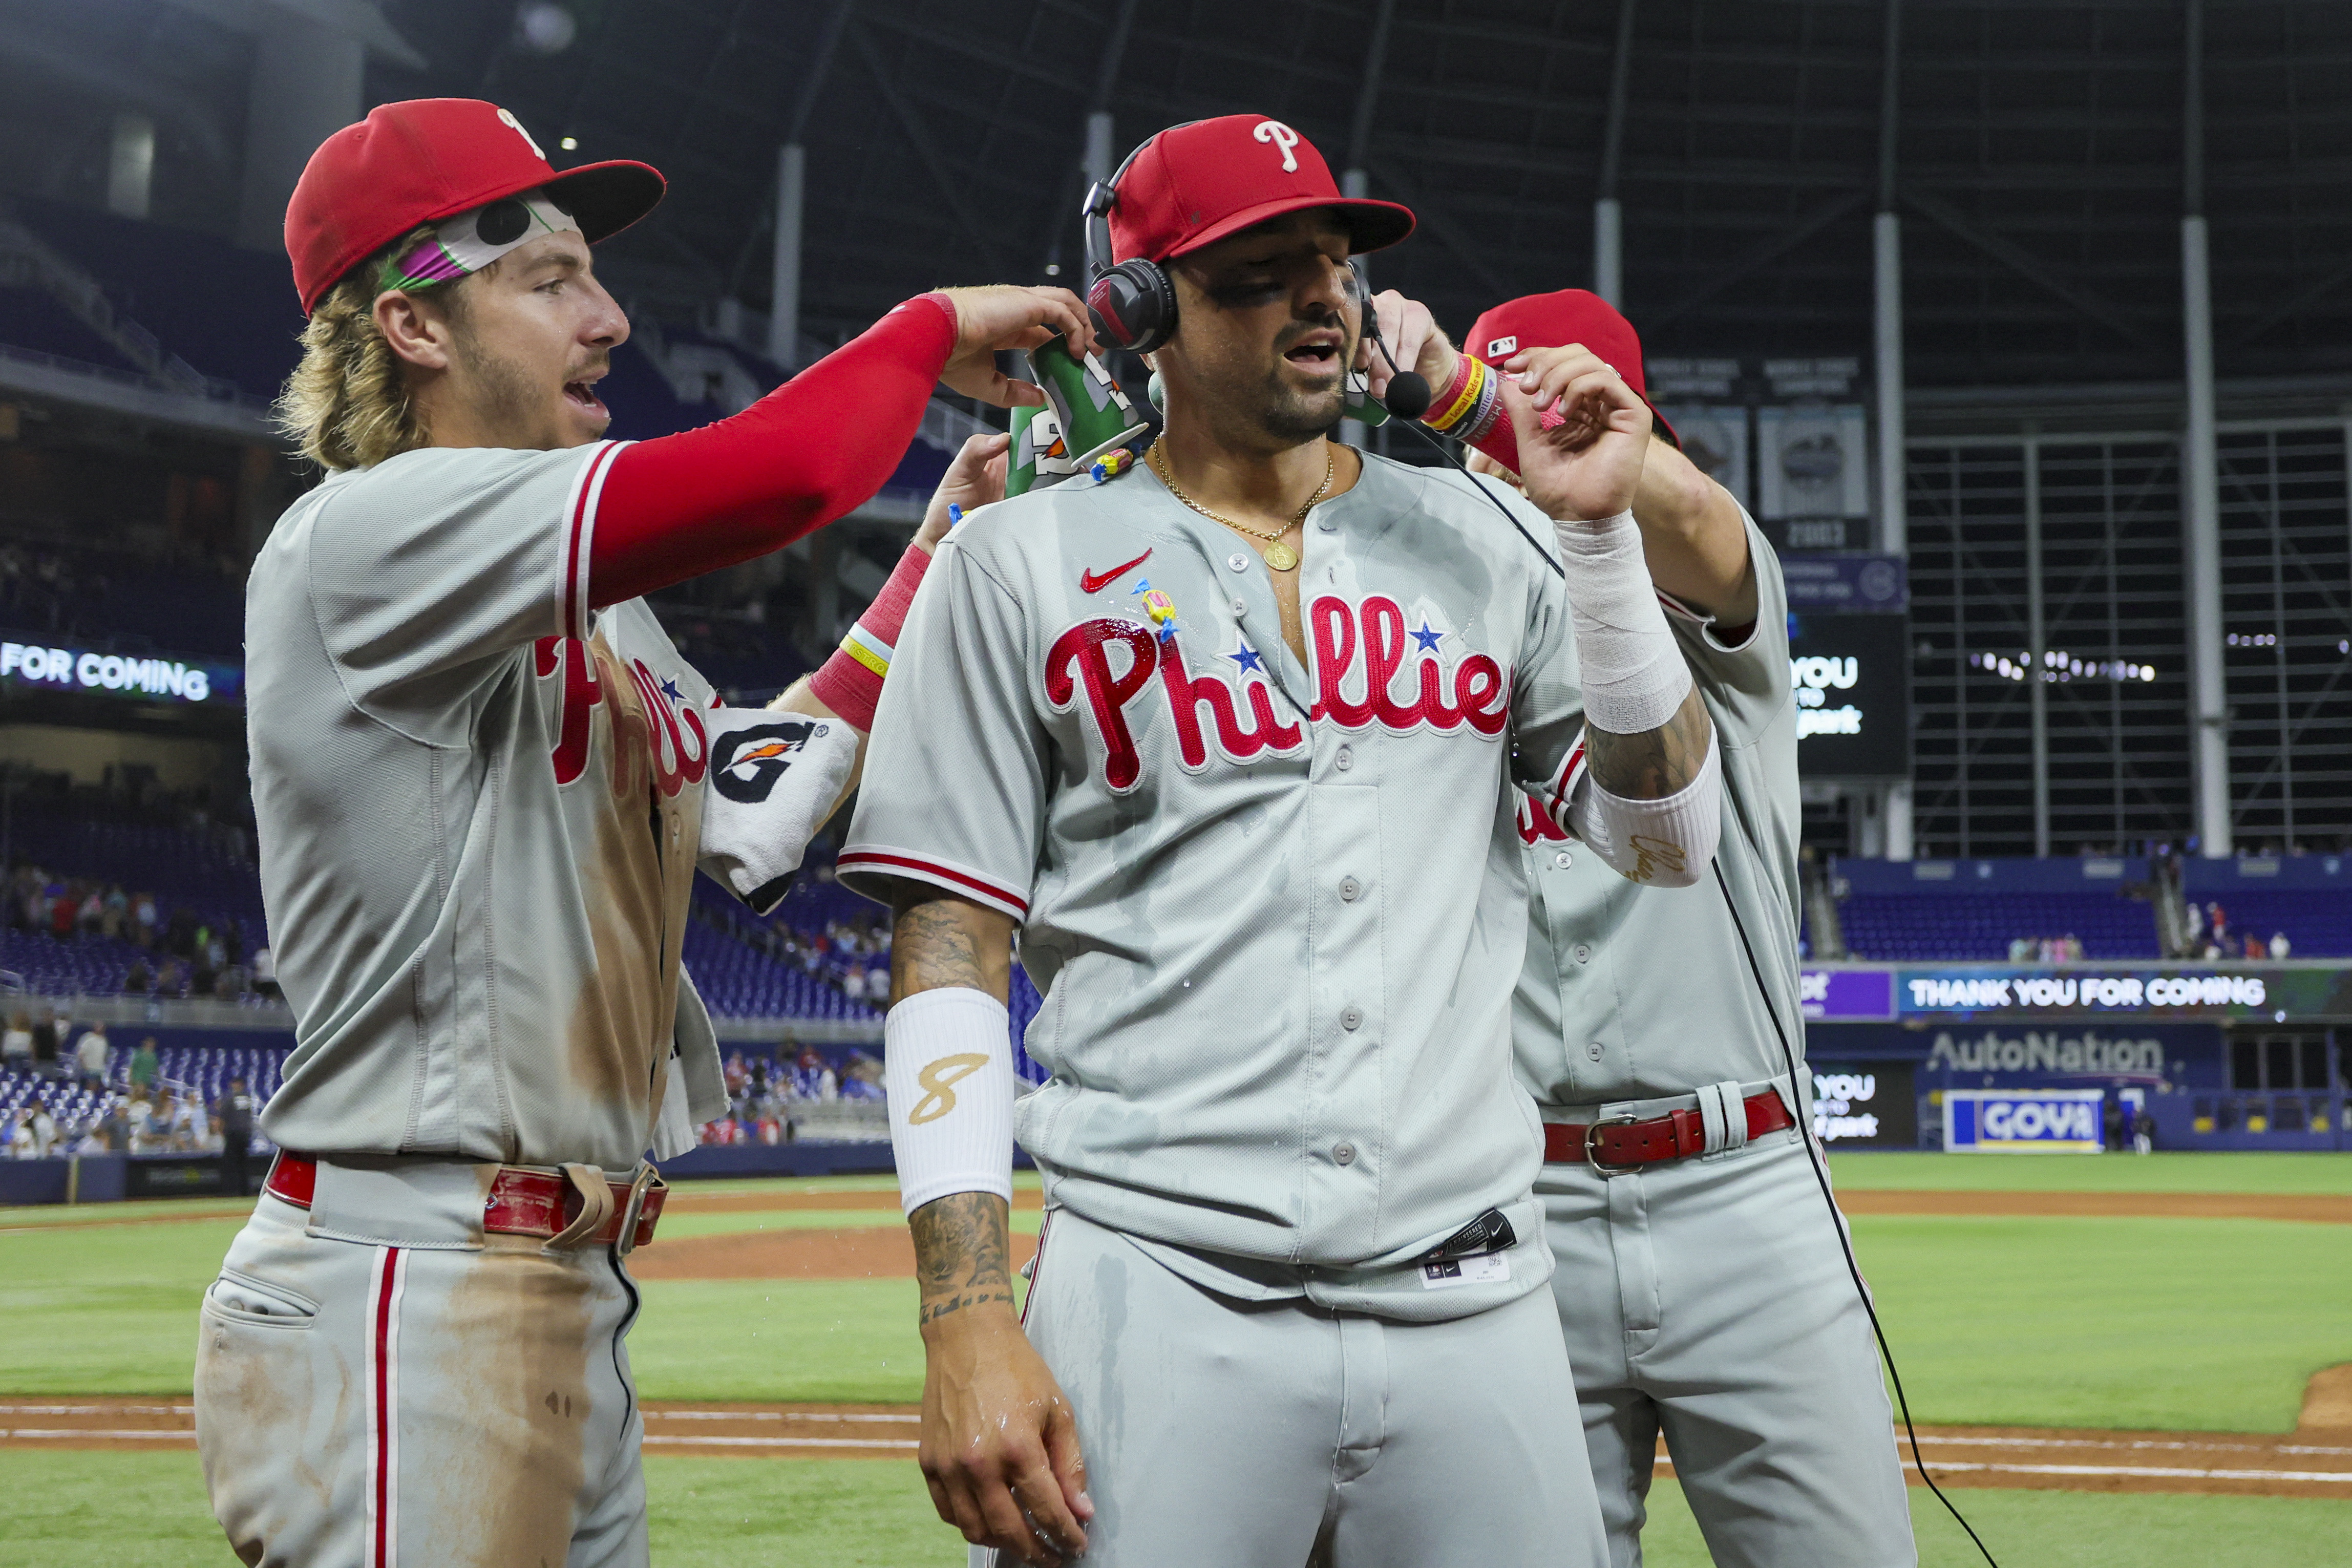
(560, 136, 578, 152)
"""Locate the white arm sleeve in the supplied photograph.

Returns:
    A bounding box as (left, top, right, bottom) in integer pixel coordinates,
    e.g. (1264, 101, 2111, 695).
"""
(1554, 508, 1695, 736)
(884, 987, 1016, 1216)
(1563, 727, 1722, 888)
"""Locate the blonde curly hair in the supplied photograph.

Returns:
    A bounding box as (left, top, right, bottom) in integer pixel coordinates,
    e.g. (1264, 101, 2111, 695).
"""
(274, 226, 469, 471)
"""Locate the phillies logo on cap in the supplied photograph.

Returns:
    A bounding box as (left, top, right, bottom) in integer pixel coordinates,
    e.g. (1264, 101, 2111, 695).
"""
(1253, 120, 1301, 172)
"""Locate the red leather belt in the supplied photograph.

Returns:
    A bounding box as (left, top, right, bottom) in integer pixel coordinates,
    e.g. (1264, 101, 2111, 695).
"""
(1543, 1090, 1795, 1174)
(264, 1153, 667, 1252)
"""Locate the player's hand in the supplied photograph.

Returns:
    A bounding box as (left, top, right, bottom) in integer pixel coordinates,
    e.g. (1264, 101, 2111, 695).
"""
(937, 285, 1100, 408)
(1499, 344, 1651, 523)
(915, 433, 1009, 554)
(920, 1303, 1092, 1566)
(1354, 287, 1460, 404)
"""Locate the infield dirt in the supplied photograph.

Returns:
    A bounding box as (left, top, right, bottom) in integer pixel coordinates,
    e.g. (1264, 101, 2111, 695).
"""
(10, 1379, 2349, 1498)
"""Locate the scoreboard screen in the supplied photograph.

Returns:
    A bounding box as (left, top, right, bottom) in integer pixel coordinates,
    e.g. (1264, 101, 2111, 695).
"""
(1787, 611, 1910, 778)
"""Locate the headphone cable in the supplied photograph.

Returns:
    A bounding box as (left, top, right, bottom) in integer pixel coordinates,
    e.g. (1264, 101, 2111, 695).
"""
(1710, 856, 2001, 1568)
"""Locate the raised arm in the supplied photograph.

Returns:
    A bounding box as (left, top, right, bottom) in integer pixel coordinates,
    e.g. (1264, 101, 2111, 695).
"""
(586, 287, 1089, 609)
(879, 882, 1089, 1567)
(1496, 355, 1722, 885)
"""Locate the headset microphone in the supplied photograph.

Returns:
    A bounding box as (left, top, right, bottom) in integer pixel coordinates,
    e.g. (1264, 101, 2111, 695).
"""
(1350, 262, 1432, 420)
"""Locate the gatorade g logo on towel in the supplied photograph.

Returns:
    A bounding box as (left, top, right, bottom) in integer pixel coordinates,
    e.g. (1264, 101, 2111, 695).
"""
(909, 1053, 990, 1125)
(1253, 120, 1300, 172)
(710, 719, 822, 804)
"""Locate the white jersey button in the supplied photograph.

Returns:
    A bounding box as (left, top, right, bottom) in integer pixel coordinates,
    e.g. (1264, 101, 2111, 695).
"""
(1586, 1041, 1605, 1062)
(1333, 1141, 1357, 1166)
(1552, 850, 1573, 871)
(1573, 943, 1592, 964)
(1317, 513, 1338, 532)
(1334, 746, 1354, 772)
(1341, 1006, 1364, 1030)
(1339, 876, 1362, 902)
(1227, 552, 1249, 572)
(1230, 598, 1247, 616)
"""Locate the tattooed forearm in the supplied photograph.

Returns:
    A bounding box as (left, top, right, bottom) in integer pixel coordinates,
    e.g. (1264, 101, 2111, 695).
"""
(1585, 687, 1715, 800)
(887, 888, 1012, 1005)
(910, 1191, 1017, 1328)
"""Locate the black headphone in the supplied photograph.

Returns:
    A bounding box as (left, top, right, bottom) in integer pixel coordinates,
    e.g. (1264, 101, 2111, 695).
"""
(1082, 128, 1192, 354)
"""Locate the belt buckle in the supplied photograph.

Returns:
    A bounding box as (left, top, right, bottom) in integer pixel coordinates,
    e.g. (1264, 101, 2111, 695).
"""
(1584, 1113, 1643, 1178)
(615, 1163, 658, 1257)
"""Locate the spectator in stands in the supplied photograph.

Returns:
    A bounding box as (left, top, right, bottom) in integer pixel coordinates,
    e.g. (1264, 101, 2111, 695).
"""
(2271, 931, 2292, 960)
(252, 944, 278, 1000)
(724, 1050, 748, 1098)
(170, 1090, 204, 1153)
(2, 1010, 29, 1070)
(50, 882, 77, 941)
(154, 958, 184, 997)
(27, 1102, 57, 1158)
(132, 892, 158, 948)
(2131, 1103, 2154, 1155)
(77, 887, 104, 938)
(0, 1108, 17, 1158)
(129, 1035, 158, 1093)
(2244, 933, 2266, 960)
(73, 1020, 111, 1091)
(102, 885, 128, 941)
(28, 1009, 61, 1080)
(124, 957, 152, 995)
(99, 1096, 132, 1154)
(214, 1077, 256, 1197)
(193, 926, 219, 994)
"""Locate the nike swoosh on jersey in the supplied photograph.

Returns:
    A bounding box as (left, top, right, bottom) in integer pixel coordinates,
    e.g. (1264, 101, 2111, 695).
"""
(1080, 548, 1154, 595)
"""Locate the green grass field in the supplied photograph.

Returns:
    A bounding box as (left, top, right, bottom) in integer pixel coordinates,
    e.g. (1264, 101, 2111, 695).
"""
(3, 1153, 2347, 1562)
(2, 1449, 2346, 1568)
(1829, 1150, 2352, 1195)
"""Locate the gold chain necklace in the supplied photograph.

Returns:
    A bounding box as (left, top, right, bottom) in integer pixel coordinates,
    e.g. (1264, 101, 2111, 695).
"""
(1147, 442, 1332, 573)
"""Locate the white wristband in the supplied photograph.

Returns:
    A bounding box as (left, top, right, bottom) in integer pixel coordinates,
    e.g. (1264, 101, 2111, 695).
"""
(884, 987, 1015, 1216)
(1565, 728, 1722, 888)
(1554, 508, 1694, 737)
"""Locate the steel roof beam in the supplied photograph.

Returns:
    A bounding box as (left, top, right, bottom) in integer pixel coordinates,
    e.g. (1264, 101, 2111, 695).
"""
(1899, 183, 2160, 351)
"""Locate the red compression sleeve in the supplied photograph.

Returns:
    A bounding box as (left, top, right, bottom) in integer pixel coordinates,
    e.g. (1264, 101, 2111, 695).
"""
(808, 538, 931, 733)
(585, 293, 959, 608)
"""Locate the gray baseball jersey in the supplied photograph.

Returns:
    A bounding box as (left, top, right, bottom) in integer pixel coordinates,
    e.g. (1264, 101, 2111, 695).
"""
(246, 442, 852, 1172)
(841, 453, 1589, 1322)
(1513, 512, 1804, 1103)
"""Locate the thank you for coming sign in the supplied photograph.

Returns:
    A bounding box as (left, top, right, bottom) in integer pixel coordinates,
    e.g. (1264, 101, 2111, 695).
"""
(1943, 1089, 2105, 1153)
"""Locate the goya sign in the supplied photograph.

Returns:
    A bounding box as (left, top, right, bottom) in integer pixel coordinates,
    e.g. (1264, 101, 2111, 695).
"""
(1944, 1089, 2105, 1153)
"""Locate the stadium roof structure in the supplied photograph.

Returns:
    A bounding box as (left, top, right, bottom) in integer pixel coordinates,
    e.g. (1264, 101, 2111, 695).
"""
(3, 1, 2347, 393)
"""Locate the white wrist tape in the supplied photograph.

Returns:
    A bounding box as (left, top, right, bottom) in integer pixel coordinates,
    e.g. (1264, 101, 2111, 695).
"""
(884, 987, 1015, 1216)
(1565, 728, 1721, 888)
(1554, 510, 1695, 737)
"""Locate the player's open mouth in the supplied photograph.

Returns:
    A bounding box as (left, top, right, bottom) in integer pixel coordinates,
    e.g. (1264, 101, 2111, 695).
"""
(562, 375, 608, 417)
(1283, 333, 1343, 375)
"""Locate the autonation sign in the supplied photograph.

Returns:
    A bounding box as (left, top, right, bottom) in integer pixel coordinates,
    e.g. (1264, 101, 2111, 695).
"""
(2, 640, 232, 705)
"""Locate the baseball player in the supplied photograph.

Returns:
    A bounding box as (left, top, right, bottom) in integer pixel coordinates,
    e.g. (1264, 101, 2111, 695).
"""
(837, 116, 1727, 1567)
(1465, 291, 1918, 1567)
(193, 97, 1090, 1568)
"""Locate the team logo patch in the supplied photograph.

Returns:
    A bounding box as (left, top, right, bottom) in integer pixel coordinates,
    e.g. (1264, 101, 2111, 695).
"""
(1486, 334, 1518, 358)
(710, 719, 824, 804)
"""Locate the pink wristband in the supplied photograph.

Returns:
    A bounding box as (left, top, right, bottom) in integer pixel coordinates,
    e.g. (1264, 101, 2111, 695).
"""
(809, 539, 933, 733)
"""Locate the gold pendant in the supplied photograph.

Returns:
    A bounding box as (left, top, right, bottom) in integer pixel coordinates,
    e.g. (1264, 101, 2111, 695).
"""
(1261, 540, 1300, 572)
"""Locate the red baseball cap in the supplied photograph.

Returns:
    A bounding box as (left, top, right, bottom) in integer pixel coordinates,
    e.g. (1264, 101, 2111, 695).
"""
(285, 98, 664, 314)
(1466, 289, 1679, 448)
(1107, 115, 1414, 265)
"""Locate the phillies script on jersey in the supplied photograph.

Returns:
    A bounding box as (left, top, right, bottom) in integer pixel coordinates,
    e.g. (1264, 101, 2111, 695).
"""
(1048, 594, 1513, 790)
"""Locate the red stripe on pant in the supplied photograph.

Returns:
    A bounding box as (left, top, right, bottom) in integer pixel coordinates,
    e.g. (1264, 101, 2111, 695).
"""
(368, 1247, 404, 1568)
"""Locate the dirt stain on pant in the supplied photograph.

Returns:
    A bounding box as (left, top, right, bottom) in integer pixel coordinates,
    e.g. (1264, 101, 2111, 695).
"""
(421, 1233, 601, 1568)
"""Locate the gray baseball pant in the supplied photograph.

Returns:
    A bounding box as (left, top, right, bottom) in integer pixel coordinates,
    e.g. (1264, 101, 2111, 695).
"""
(978, 1205, 1608, 1567)
(1537, 1101, 1917, 1568)
(194, 1162, 649, 1568)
